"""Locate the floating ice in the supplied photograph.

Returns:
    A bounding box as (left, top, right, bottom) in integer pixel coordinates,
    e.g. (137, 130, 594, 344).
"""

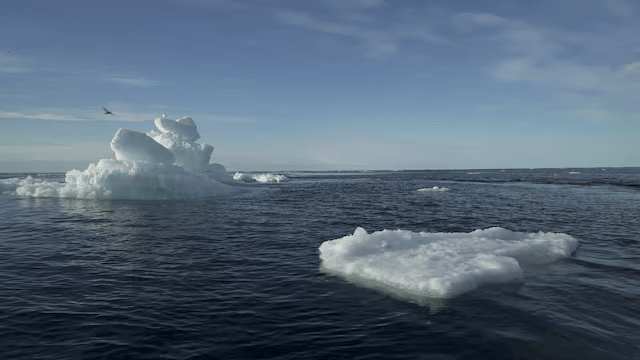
(12, 115, 235, 199)
(319, 227, 578, 300)
(233, 172, 289, 183)
(417, 186, 449, 192)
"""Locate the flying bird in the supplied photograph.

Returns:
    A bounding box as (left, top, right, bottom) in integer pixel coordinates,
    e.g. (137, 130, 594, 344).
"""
(103, 107, 113, 115)
(162, 112, 167, 118)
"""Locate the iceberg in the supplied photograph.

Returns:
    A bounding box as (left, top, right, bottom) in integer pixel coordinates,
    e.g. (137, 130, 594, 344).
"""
(11, 115, 235, 199)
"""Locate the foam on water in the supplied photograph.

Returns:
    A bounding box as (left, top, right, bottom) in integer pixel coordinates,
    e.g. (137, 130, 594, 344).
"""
(319, 227, 578, 300)
(233, 172, 289, 183)
(11, 116, 235, 199)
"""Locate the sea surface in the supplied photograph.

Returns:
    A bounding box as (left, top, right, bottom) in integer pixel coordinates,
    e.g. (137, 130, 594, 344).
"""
(1, 168, 639, 359)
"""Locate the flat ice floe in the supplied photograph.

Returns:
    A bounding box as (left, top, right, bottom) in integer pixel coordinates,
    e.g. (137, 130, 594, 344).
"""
(233, 172, 289, 183)
(417, 186, 449, 192)
(319, 227, 578, 300)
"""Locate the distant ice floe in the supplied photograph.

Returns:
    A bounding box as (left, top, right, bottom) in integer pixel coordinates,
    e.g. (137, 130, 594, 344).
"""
(233, 172, 289, 183)
(569, 171, 581, 174)
(8, 116, 236, 200)
(417, 186, 449, 192)
(0, 177, 23, 194)
(319, 227, 578, 301)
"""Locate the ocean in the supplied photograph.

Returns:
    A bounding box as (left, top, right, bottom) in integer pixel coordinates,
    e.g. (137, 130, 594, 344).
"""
(1, 167, 638, 359)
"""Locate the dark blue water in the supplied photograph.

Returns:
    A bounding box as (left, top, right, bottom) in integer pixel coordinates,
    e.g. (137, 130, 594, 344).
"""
(1, 168, 639, 359)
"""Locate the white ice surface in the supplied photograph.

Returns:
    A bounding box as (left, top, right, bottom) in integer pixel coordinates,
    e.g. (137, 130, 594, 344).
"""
(111, 128, 175, 165)
(233, 172, 289, 183)
(154, 117, 200, 141)
(319, 227, 578, 299)
(147, 130, 213, 173)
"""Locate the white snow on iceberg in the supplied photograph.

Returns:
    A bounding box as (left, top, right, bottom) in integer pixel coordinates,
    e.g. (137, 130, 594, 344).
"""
(147, 117, 215, 173)
(154, 116, 200, 141)
(111, 128, 175, 165)
(319, 227, 578, 300)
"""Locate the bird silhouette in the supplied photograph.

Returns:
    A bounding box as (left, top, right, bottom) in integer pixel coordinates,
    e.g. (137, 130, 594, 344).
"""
(103, 107, 113, 115)
(162, 112, 167, 118)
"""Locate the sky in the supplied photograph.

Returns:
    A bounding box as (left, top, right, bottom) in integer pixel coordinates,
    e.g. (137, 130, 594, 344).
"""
(1, 0, 639, 172)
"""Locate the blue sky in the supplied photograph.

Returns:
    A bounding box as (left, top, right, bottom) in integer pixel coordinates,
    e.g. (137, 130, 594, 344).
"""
(1, 0, 639, 172)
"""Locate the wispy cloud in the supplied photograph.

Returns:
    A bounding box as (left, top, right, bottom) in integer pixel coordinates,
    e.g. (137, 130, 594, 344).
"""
(618, 61, 640, 77)
(0, 107, 157, 122)
(324, 0, 385, 9)
(0, 51, 158, 86)
(275, 9, 446, 57)
(0, 50, 32, 73)
(276, 10, 398, 56)
(0, 111, 83, 121)
(195, 113, 255, 124)
(105, 75, 158, 86)
(0, 107, 254, 124)
(453, 11, 640, 122)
